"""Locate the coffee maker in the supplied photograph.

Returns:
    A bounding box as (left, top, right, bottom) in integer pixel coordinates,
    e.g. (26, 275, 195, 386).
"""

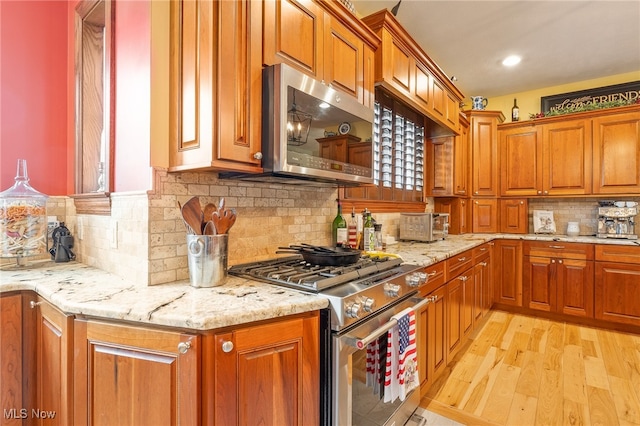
(597, 201, 638, 240)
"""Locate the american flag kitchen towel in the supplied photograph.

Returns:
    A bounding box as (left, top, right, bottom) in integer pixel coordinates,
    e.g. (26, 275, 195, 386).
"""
(383, 307, 419, 403)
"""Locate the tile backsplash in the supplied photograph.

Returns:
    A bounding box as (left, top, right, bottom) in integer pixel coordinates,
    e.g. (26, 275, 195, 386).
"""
(528, 197, 640, 237)
(6, 169, 637, 286)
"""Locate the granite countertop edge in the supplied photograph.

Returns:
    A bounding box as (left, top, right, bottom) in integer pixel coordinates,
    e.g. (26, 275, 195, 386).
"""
(1, 233, 636, 330)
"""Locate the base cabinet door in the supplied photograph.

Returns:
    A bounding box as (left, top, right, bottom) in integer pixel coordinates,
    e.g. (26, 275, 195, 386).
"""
(73, 319, 200, 426)
(427, 285, 447, 386)
(493, 240, 523, 306)
(595, 261, 640, 326)
(33, 296, 74, 425)
(1, 293, 32, 425)
(524, 256, 555, 312)
(557, 259, 594, 318)
(211, 312, 319, 426)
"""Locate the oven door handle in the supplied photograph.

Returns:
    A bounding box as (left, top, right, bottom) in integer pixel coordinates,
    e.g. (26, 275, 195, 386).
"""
(351, 296, 432, 349)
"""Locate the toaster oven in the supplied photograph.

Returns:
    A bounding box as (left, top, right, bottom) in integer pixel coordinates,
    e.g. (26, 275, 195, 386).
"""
(399, 213, 450, 242)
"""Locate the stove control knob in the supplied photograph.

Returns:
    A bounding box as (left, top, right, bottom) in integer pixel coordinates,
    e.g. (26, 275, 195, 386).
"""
(405, 274, 420, 287)
(384, 283, 401, 297)
(360, 297, 375, 313)
(345, 302, 361, 318)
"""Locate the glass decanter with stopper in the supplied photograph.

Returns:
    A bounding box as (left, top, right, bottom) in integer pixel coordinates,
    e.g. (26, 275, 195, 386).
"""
(0, 159, 48, 265)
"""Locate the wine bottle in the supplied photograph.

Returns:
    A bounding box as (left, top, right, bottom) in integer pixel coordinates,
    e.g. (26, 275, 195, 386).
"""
(347, 207, 357, 248)
(332, 199, 347, 247)
(512, 98, 520, 122)
(363, 211, 375, 251)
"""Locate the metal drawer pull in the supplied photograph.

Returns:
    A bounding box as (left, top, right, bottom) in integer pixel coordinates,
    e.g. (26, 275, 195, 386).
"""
(479, 262, 487, 267)
(458, 276, 468, 281)
(479, 248, 487, 251)
(458, 257, 467, 262)
(29, 301, 42, 309)
(352, 297, 431, 349)
(427, 271, 437, 277)
(558, 260, 563, 264)
(177, 342, 191, 354)
(549, 245, 565, 249)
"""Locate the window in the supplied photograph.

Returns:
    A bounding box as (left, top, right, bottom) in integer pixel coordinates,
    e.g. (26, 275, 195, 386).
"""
(344, 89, 426, 211)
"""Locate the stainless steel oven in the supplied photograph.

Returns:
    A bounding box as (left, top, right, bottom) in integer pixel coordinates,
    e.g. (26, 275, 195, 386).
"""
(228, 253, 432, 426)
(332, 295, 429, 426)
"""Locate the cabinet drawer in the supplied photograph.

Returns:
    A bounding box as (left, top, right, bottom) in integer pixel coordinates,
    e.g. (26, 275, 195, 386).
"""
(595, 244, 640, 264)
(473, 243, 492, 262)
(523, 241, 594, 260)
(446, 249, 473, 280)
(420, 261, 445, 294)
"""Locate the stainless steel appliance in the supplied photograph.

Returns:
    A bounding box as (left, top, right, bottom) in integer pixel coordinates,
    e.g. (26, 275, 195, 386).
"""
(221, 63, 374, 186)
(399, 212, 450, 242)
(597, 201, 638, 239)
(228, 254, 432, 426)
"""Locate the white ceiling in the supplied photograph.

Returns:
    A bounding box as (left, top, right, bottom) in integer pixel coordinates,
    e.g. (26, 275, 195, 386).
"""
(351, 0, 640, 98)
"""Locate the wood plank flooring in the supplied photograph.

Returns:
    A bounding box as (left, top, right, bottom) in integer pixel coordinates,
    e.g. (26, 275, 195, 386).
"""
(420, 310, 640, 426)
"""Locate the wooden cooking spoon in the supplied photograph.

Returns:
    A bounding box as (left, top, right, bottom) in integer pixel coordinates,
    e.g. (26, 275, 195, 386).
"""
(181, 197, 203, 235)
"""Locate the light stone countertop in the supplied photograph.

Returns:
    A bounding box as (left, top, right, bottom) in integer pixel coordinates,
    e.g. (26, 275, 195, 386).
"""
(0, 260, 329, 330)
(1, 233, 636, 331)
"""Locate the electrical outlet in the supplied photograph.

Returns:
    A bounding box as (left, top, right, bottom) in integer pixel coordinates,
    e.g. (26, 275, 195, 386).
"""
(110, 221, 118, 249)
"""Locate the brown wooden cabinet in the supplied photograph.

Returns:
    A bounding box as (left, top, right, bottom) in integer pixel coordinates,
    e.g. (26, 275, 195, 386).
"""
(1, 293, 73, 426)
(426, 114, 469, 197)
(473, 243, 493, 322)
(444, 249, 474, 360)
(416, 260, 447, 396)
(469, 110, 504, 197)
(73, 319, 200, 425)
(209, 311, 319, 425)
(263, 0, 378, 108)
(170, 0, 263, 172)
(434, 197, 470, 234)
(454, 115, 470, 196)
(499, 118, 592, 196)
(493, 239, 523, 307)
(499, 124, 542, 197)
(425, 135, 454, 196)
(361, 10, 463, 135)
(0, 293, 32, 425)
(32, 295, 74, 425)
(523, 241, 594, 318)
(499, 198, 528, 233)
(471, 198, 498, 233)
(595, 244, 640, 326)
(263, 0, 324, 79)
(592, 107, 640, 194)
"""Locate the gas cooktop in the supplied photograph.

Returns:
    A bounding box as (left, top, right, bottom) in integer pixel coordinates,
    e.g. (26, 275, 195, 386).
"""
(227, 254, 404, 292)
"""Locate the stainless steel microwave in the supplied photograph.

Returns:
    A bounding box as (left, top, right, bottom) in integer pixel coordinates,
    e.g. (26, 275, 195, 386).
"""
(221, 63, 374, 186)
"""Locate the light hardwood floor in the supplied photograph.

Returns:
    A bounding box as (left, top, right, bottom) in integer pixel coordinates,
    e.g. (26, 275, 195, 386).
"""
(420, 310, 640, 426)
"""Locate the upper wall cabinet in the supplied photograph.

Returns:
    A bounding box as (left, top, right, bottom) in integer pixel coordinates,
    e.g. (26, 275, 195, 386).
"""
(499, 117, 592, 197)
(468, 110, 504, 197)
(361, 10, 464, 136)
(592, 106, 640, 194)
(169, 0, 264, 172)
(263, 0, 380, 108)
(498, 104, 640, 197)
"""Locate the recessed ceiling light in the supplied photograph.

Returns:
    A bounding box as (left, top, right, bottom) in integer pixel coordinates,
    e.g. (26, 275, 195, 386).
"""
(319, 102, 330, 109)
(502, 55, 521, 67)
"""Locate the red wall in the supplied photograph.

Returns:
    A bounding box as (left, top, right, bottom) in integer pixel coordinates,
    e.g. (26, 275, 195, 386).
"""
(0, 1, 69, 196)
(114, 0, 152, 192)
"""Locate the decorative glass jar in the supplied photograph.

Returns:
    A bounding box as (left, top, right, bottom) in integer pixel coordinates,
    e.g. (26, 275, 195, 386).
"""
(0, 159, 48, 264)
